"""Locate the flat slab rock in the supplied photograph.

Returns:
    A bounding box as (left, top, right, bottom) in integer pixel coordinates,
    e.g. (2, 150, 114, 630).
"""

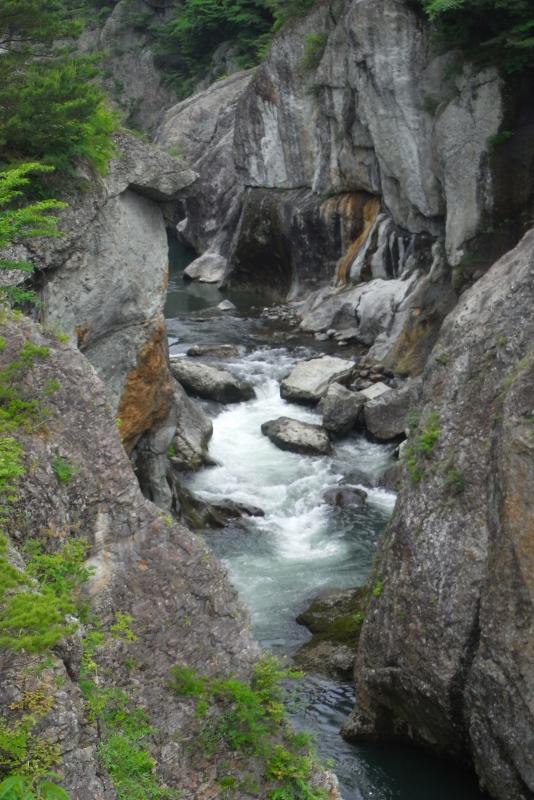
(170, 359, 255, 403)
(261, 417, 331, 455)
(280, 355, 356, 405)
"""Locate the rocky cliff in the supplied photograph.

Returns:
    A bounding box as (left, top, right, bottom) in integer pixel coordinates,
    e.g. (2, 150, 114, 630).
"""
(0, 314, 256, 798)
(156, 0, 533, 370)
(344, 229, 534, 800)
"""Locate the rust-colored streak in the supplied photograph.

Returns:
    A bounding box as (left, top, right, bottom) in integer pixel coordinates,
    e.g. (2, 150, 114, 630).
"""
(117, 319, 173, 452)
(76, 321, 92, 350)
(335, 196, 381, 286)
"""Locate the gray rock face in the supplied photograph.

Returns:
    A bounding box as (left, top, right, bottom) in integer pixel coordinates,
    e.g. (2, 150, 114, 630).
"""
(280, 356, 355, 405)
(347, 229, 534, 800)
(363, 379, 421, 441)
(319, 384, 364, 436)
(170, 359, 255, 403)
(32, 131, 196, 446)
(261, 417, 331, 456)
(2, 316, 257, 799)
(80, 0, 178, 132)
(156, 70, 254, 260)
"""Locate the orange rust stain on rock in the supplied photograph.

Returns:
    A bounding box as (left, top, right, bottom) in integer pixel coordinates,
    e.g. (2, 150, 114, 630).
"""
(76, 321, 92, 350)
(335, 196, 381, 286)
(117, 319, 173, 452)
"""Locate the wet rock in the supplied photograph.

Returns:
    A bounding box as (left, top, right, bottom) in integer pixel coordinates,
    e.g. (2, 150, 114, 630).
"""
(261, 417, 331, 456)
(184, 252, 227, 283)
(280, 355, 356, 405)
(294, 587, 368, 680)
(186, 343, 241, 359)
(363, 378, 421, 442)
(324, 486, 368, 508)
(170, 379, 214, 470)
(170, 359, 255, 403)
(217, 299, 237, 311)
(319, 384, 364, 436)
(173, 482, 262, 530)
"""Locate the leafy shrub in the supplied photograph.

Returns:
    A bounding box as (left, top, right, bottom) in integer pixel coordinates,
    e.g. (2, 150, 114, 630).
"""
(50, 457, 74, 484)
(405, 411, 441, 484)
(170, 657, 326, 800)
(300, 33, 328, 70)
(0, 773, 68, 799)
(420, 0, 534, 73)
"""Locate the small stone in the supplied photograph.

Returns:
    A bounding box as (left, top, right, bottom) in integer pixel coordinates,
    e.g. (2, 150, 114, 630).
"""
(217, 299, 236, 311)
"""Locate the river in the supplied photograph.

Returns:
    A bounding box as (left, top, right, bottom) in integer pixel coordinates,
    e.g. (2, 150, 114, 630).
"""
(165, 241, 488, 800)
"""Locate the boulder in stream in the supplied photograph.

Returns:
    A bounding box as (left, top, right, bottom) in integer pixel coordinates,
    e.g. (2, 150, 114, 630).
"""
(261, 417, 331, 455)
(170, 379, 214, 470)
(184, 252, 227, 283)
(319, 383, 364, 436)
(363, 377, 421, 442)
(324, 486, 368, 508)
(170, 358, 255, 403)
(295, 587, 369, 680)
(187, 343, 241, 359)
(280, 355, 356, 405)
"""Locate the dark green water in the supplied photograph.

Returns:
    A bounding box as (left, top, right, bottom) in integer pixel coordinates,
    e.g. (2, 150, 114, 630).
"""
(166, 241, 490, 800)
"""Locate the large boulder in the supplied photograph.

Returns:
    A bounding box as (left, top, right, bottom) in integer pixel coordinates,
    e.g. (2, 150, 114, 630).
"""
(170, 359, 255, 403)
(170, 379, 214, 470)
(346, 229, 534, 800)
(261, 417, 331, 456)
(184, 252, 227, 284)
(280, 356, 355, 405)
(319, 383, 364, 435)
(295, 587, 368, 680)
(363, 378, 421, 441)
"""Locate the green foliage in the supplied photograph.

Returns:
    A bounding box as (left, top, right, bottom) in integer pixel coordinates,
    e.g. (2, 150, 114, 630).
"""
(405, 411, 441, 484)
(81, 684, 178, 800)
(0, 535, 91, 654)
(487, 129, 514, 149)
(110, 612, 138, 642)
(151, 0, 319, 96)
(420, 0, 534, 73)
(0, 773, 68, 799)
(372, 580, 384, 598)
(50, 457, 74, 485)
(0, 61, 116, 176)
(170, 657, 325, 800)
(0, 715, 61, 782)
(300, 33, 328, 71)
(0, 0, 116, 176)
(0, 163, 66, 308)
(444, 466, 465, 495)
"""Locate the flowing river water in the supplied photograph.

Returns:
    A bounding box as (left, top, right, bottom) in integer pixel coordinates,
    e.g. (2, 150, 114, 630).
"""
(165, 240, 488, 800)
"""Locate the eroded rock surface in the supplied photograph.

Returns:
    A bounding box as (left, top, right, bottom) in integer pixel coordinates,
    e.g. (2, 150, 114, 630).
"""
(347, 229, 534, 800)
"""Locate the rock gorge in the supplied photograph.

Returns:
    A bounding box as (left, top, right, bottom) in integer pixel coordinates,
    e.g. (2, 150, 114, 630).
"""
(2, 0, 533, 798)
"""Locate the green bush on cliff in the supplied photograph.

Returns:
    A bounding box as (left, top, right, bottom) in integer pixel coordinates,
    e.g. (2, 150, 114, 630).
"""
(169, 657, 327, 800)
(0, 0, 116, 177)
(151, 0, 319, 96)
(421, 0, 534, 72)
